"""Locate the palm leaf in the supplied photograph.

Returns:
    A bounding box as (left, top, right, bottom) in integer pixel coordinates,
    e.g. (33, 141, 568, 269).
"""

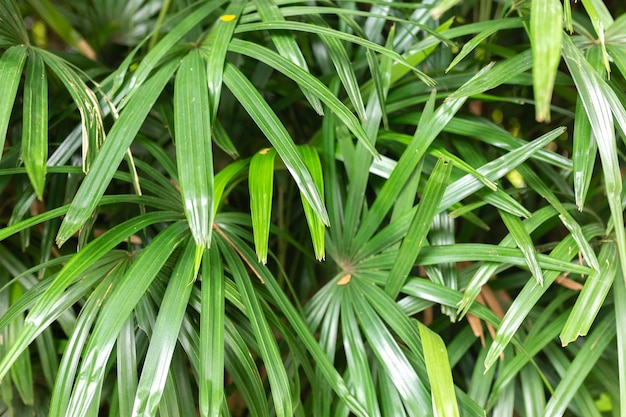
(222, 63, 329, 225)
(21, 50, 48, 200)
(56, 59, 179, 246)
(0, 45, 27, 158)
(174, 49, 214, 247)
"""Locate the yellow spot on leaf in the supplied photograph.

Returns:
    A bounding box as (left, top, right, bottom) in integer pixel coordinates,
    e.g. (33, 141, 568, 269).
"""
(259, 148, 271, 155)
(337, 274, 351, 286)
(220, 14, 236, 22)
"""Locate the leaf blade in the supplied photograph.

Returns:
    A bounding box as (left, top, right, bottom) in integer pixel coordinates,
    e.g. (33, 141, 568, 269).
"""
(175, 49, 214, 247)
(0, 45, 27, 158)
(56, 59, 179, 246)
(22, 50, 48, 200)
(299, 146, 325, 261)
(385, 156, 453, 298)
(218, 236, 292, 417)
(417, 321, 460, 417)
(65, 222, 189, 417)
(132, 239, 198, 417)
(249, 149, 276, 264)
(222, 63, 329, 225)
(199, 247, 225, 417)
(530, 0, 562, 121)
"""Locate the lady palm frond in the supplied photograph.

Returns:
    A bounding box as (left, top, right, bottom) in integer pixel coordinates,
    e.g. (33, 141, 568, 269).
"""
(1, 0, 626, 416)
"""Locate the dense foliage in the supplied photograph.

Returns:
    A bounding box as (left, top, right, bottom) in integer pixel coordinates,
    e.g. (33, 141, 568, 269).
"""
(1, 0, 626, 416)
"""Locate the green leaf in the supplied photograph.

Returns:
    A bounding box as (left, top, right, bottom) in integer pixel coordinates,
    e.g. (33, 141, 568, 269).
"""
(132, 238, 197, 417)
(309, 14, 366, 121)
(614, 272, 626, 416)
(56, 59, 179, 246)
(218, 236, 292, 417)
(430, 147, 496, 192)
(254, 0, 324, 115)
(222, 63, 329, 225)
(0, 0, 29, 44)
(358, 243, 590, 275)
(341, 289, 381, 417)
(22, 50, 48, 200)
(457, 205, 554, 318)
(214, 227, 369, 417)
(446, 18, 523, 73)
(201, 0, 246, 122)
(562, 35, 626, 286)
(560, 242, 617, 346)
(390, 17, 453, 85)
(227, 39, 378, 158)
(489, 310, 566, 408)
(8, 284, 33, 405)
(128, 1, 227, 93)
(365, 45, 388, 129)
(353, 86, 468, 251)
(224, 319, 270, 417)
(65, 222, 189, 417)
(117, 315, 138, 417)
(38, 49, 105, 171)
(34, 327, 57, 390)
(212, 119, 239, 159)
(355, 279, 432, 405)
(199, 247, 225, 417)
(430, 0, 461, 20)
(530, 0, 562, 122)
(235, 20, 434, 86)
(580, 0, 614, 37)
(417, 321, 460, 417)
(385, 156, 453, 298)
(175, 49, 214, 247)
(572, 97, 596, 210)
(249, 148, 276, 264)
(351, 290, 430, 416)
(544, 314, 616, 417)
(0, 211, 182, 383)
(0, 45, 27, 158)
(214, 159, 249, 215)
(499, 210, 543, 286)
(483, 224, 605, 371)
(512, 165, 601, 273)
(446, 51, 532, 100)
(442, 117, 572, 170)
(440, 126, 565, 211)
(299, 146, 325, 261)
(48, 263, 124, 417)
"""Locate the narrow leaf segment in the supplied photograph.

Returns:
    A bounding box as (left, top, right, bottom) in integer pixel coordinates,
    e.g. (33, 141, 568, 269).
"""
(175, 48, 214, 247)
